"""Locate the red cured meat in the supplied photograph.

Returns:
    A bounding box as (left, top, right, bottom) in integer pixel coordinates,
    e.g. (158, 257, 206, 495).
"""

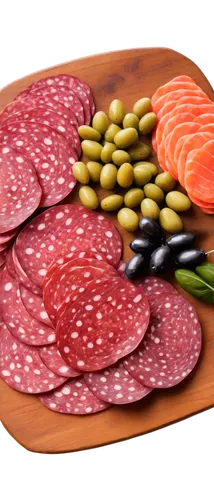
(31, 85, 85, 126)
(0, 122, 77, 207)
(177, 132, 212, 187)
(0, 252, 6, 268)
(185, 149, 214, 202)
(0, 145, 42, 233)
(15, 205, 122, 287)
(39, 377, 110, 415)
(20, 285, 53, 327)
(11, 246, 42, 296)
(135, 276, 178, 296)
(165, 122, 200, 178)
(39, 344, 80, 378)
(57, 278, 150, 371)
(0, 267, 55, 346)
(0, 228, 18, 245)
(124, 292, 202, 389)
(43, 257, 119, 326)
(84, 361, 152, 405)
(0, 324, 66, 393)
(3, 108, 81, 156)
(117, 260, 126, 277)
(0, 95, 79, 128)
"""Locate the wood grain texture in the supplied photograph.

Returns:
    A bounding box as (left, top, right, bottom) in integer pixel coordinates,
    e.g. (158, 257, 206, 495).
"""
(0, 47, 213, 454)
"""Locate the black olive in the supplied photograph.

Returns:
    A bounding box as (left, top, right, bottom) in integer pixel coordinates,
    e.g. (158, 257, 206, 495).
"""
(139, 217, 163, 244)
(125, 254, 148, 280)
(166, 232, 196, 252)
(174, 248, 205, 269)
(130, 237, 155, 255)
(150, 245, 172, 274)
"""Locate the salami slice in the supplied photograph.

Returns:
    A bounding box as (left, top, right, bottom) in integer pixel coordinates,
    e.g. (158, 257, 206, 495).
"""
(39, 377, 110, 414)
(11, 247, 42, 296)
(0, 324, 66, 393)
(15, 205, 122, 287)
(0, 145, 42, 233)
(0, 123, 77, 207)
(3, 108, 81, 156)
(20, 285, 53, 327)
(0, 267, 55, 346)
(134, 276, 178, 297)
(39, 344, 80, 378)
(0, 252, 6, 268)
(124, 292, 202, 388)
(84, 361, 152, 404)
(31, 85, 85, 126)
(0, 228, 18, 245)
(57, 277, 150, 371)
(43, 257, 119, 326)
(117, 260, 126, 277)
(0, 95, 79, 128)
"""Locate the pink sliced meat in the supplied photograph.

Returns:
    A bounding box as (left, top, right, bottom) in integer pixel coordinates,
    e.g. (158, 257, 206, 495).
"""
(84, 361, 152, 405)
(0, 145, 42, 233)
(3, 108, 81, 156)
(11, 246, 42, 296)
(0, 252, 6, 268)
(43, 257, 119, 326)
(134, 276, 178, 296)
(39, 344, 80, 378)
(39, 377, 110, 415)
(57, 277, 150, 372)
(0, 266, 55, 346)
(0, 95, 79, 128)
(0, 324, 66, 393)
(0, 228, 18, 245)
(15, 205, 122, 287)
(124, 292, 202, 389)
(20, 285, 53, 327)
(31, 85, 85, 126)
(0, 122, 77, 207)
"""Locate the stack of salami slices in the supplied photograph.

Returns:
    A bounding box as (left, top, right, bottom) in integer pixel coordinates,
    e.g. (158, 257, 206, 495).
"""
(0, 74, 95, 266)
(151, 75, 214, 213)
(0, 205, 202, 415)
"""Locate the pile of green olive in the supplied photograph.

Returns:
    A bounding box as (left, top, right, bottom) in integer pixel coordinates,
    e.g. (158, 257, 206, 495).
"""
(73, 97, 192, 234)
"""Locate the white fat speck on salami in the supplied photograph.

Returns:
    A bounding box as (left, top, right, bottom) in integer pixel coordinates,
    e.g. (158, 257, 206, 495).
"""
(135, 276, 178, 296)
(3, 108, 81, 156)
(0, 266, 55, 346)
(0, 122, 77, 207)
(0, 145, 42, 233)
(43, 257, 119, 326)
(117, 260, 126, 277)
(20, 285, 53, 327)
(57, 277, 150, 371)
(124, 292, 202, 388)
(0, 324, 66, 393)
(31, 85, 85, 126)
(39, 344, 80, 378)
(39, 377, 110, 414)
(15, 205, 122, 287)
(84, 360, 152, 405)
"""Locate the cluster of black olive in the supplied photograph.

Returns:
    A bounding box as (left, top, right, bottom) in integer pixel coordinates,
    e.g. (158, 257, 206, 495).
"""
(125, 217, 205, 280)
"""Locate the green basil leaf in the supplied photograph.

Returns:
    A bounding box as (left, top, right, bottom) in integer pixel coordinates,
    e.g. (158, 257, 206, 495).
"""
(196, 262, 214, 287)
(175, 269, 214, 304)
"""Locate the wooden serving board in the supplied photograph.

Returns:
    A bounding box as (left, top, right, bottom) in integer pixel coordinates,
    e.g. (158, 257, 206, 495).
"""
(0, 48, 214, 454)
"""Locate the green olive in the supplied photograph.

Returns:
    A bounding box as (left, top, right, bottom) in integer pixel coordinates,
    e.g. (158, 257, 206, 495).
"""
(87, 161, 103, 183)
(134, 161, 158, 177)
(165, 191, 191, 212)
(104, 124, 121, 143)
(100, 163, 117, 189)
(128, 141, 151, 161)
(92, 111, 109, 134)
(141, 198, 160, 220)
(124, 188, 144, 208)
(144, 183, 164, 203)
(133, 165, 152, 186)
(81, 140, 102, 161)
(101, 194, 123, 211)
(78, 125, 101, 141)
(123, 113, 139, 130)
(114, 128, 138, 149)
(109, 99, 126, 124)
(72, 161, 90, 184)
(117, 208, 139, 232)
(155, 172, 176, 192)
(133, 97, 151, 118)
(139, 112, 157, 135)
(159, 208, 183, 233)
(112, 149, 131, 166)
(117, 163, 134, 188)
(101, 143, 117, 163)
(79, 186, 99, 210)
